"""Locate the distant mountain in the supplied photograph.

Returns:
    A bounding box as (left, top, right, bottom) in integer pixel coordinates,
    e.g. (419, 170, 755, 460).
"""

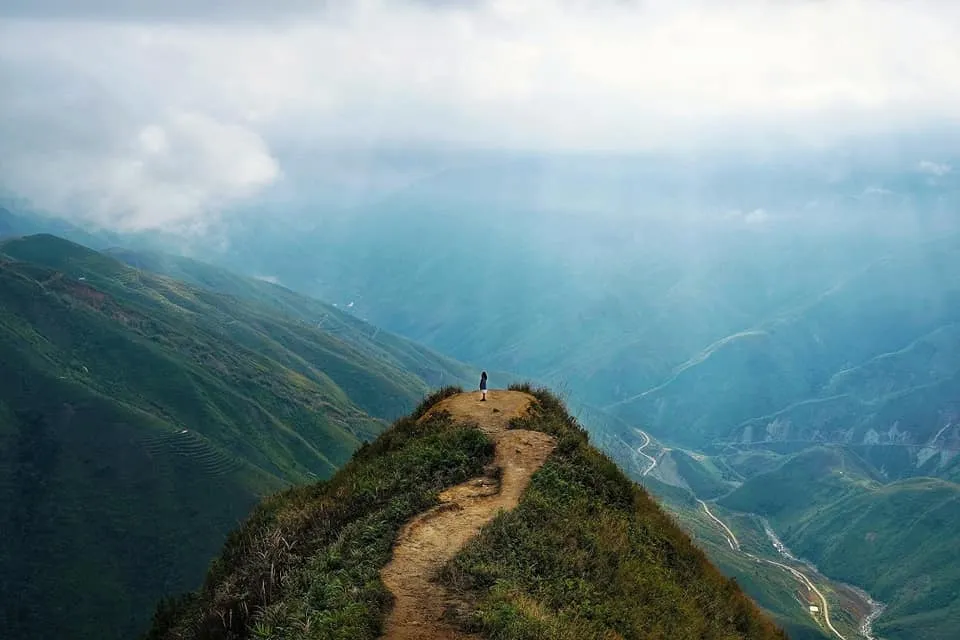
(0, 206, 115, 249)
(0, 235, 476, 640)
(612, 237, 960, 453)
(183, 158, 904, 409)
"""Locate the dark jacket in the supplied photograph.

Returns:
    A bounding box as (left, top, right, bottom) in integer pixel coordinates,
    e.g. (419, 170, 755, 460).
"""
(480, 373, 488, 390)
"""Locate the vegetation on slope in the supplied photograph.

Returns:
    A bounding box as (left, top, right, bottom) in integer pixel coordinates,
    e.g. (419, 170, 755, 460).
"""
(2, 235, 474, 424)
(0, 235, 477, 640)
(146, 386, 489, 640)
(720, 448, 881, 528)
(149, 385, 785, 640)
(668, 450, 738, 500)
(0, 359, 276, 640)
(441, 387, 786, 640)
(641, 479, 830, 640)
(720, 448, 960, 640)
(779, 478, 960, 640)
(104, 247, 479, 393)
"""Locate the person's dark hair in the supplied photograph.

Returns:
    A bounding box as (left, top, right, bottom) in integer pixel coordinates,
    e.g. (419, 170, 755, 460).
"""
(481, 371, 487, 378)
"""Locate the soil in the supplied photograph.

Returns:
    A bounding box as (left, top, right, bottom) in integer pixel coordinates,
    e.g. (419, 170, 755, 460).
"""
(379, 390, 556, 640)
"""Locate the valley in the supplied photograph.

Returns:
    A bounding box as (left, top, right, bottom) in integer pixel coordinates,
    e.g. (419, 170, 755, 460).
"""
(635, 428, 876, 639)
(4, 5, 960, 639)
(630, 419, 960, 640)
(3, 160, 960, 640)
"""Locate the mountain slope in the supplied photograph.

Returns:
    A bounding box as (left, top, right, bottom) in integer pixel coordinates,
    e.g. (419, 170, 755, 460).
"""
(0, 234, 477, 640)
(0, 205, 115, 249)
(103, 247, 480, 394)
(612, 238, 960, 449)
(720, 449, 960, 640)
(148, 386, 786, 640)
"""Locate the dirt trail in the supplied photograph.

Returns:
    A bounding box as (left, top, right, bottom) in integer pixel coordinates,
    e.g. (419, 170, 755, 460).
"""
(379, 390, 556, 640)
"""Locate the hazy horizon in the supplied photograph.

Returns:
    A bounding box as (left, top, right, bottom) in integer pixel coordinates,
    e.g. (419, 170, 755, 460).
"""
(2, 0, 959, 235)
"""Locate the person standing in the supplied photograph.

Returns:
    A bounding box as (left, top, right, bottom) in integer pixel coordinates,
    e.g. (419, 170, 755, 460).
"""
(479, 371, 488, 401)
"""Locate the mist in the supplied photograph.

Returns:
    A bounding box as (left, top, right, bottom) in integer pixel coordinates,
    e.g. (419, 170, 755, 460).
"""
(1, 0, 959, 234)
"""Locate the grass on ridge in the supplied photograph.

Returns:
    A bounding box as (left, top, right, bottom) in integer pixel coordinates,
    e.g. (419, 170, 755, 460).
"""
(439, 384, 787, 640)
(148, 384, 785, 640)
(146, 386, 496, 640)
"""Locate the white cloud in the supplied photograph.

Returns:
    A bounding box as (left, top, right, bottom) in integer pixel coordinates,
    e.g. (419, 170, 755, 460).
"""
(862, 186, 894, 197)
(3, 110, 279, 232)
(2, 1, 960, 229)
(722, 207, 771, 226)
(743, 208, 769, 225)
(919, 160, 953, 177)
(138, 125, 169, 155)
(254, 274, 281, 284)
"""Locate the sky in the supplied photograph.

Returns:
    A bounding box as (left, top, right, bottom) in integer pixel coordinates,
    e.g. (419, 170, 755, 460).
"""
(1, 0, 959, 232)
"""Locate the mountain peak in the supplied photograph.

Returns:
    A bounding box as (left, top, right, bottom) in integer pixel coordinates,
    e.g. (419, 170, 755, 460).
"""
(0, 233, 127, 277)
(147, 385, 786, 640)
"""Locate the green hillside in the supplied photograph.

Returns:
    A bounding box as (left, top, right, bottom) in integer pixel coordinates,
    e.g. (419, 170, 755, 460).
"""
(780, 478, 960, 640)
(103, 247, 480, 393)
(642, 479, 830, 640)
(147, 386, 786, 640)
(720, 448, 881, 528)
(0, 234, 477, 640)
(720, 449, 960, 639)
(669, 450, 738, 500)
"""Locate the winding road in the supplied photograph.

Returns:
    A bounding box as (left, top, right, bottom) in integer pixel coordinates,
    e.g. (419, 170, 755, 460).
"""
(634, 429, 847, 640)
(635, 428, 658, 476)
(697, 499, 741, 552)
(697, 495, 845, 640)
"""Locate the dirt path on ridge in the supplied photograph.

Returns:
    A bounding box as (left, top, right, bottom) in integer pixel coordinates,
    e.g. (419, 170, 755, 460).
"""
(379, 390, 556, 640)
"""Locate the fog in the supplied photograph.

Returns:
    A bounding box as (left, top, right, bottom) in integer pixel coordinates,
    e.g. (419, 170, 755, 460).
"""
(1, 0, 959, 233)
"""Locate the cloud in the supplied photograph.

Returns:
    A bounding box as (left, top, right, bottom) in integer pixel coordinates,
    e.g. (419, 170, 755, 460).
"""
(724, 207, 770, 226)
(2, 1, 960, 229)
(254, 274, 282, 284)
(918, 160, 953, 177)
(2, 108, 279, 232)
(743, 208, 769, 225)
(0, 0, 330, 21)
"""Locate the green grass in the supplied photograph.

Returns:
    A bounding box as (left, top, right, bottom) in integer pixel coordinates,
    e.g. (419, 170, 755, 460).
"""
(146, 387, 492, 640)
(449, 385, 788, 640)
(718, 445, 960, 640)
(671, 450, 736, 500)
(0, 235, 481, 640)
(147, 385, 785, 640)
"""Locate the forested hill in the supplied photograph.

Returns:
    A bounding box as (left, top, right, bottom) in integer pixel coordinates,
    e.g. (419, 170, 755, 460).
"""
(0, 233, 477, 640)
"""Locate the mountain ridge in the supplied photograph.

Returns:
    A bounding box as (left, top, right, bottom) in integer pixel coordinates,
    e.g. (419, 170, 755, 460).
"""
(147, 385, 787, 640)
(0, 234, 482, 640)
